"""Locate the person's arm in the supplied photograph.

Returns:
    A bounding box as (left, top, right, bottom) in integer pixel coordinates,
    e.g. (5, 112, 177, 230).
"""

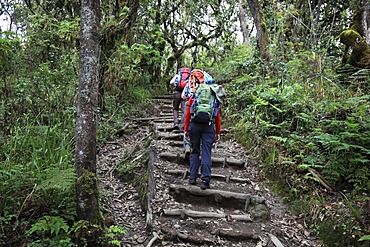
(184, 97, 193, 139)
(181, 84, 189, 99)
(169, 75, 178, 85)
(215, 109, 221, 142)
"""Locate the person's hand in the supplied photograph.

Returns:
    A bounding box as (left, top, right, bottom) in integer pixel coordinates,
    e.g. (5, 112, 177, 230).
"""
(184, 131, 190, 140)
(215, 134, 220, 143)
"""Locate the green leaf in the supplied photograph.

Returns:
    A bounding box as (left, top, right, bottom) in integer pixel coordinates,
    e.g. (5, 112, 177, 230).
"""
(358, 235, 370, 241)
(268, 136, 287, 143)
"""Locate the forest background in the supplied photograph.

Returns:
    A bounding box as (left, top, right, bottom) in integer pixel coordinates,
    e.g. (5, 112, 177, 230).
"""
(0, 0, 369, 246)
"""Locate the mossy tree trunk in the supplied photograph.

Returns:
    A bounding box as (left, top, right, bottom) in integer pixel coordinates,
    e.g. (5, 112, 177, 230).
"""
(246, 0, 270, 70)
(75, 0, 104, 243)
(339, 3, 370, 69)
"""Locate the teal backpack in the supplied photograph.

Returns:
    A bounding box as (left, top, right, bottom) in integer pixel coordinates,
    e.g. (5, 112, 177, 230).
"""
(190, 84, 220, 124)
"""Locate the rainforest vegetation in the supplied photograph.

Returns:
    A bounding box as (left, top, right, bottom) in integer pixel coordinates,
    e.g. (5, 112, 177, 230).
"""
(0, 0, 369, 246)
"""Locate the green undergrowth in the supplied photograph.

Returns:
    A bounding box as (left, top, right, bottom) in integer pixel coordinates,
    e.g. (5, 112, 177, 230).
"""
(218, 46, 370, 246)
(0, 60, 157, 244)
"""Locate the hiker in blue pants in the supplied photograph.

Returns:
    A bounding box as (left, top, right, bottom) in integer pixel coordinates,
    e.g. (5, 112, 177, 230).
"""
(184, 69, 222, 190)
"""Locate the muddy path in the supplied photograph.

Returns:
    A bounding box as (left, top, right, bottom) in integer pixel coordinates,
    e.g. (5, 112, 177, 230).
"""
(97, 95, 324, 246)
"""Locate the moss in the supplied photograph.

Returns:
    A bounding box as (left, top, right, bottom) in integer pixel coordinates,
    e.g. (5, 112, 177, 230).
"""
(339, 30, 361, 47)
(77, 171, 99, 197)
(339, 7, 370, 69)
(139, 170, 149, 210)
(75, 172, 105, 245)
(339, 30, 370, 68)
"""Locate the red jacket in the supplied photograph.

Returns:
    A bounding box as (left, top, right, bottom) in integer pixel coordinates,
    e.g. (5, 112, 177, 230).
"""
(184, 96, 221, 134)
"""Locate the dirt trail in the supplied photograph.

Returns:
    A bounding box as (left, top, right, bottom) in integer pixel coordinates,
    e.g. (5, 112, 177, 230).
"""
(97, 95, 324, 246)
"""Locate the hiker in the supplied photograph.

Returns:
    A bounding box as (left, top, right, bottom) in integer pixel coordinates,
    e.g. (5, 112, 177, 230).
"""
(183, 69, 224, 190)
(181, 68, 216, 161)
(181, 79, 193, 161)
(169, 67, 191, 129)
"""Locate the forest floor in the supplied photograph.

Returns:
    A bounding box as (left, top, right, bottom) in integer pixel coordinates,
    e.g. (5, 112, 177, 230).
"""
(96, 95, 325, 247)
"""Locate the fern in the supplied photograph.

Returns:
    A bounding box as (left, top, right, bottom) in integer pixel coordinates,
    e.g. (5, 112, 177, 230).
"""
(27, 216, 69, 236)
(268, 136, 287, 143)
(359, 235, 370, 242)
(99, 225, 127, 246)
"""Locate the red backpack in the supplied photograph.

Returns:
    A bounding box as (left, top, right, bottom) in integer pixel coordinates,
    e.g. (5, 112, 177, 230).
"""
(174, 67, 191, 90)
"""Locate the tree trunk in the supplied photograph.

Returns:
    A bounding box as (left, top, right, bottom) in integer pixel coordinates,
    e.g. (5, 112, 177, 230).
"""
(247, 0, 270, 64)
(365, 2, 370, 44)
(124, 0, 140, 46)
(238, 0, 250, 45)
(75, 0, 104, 242)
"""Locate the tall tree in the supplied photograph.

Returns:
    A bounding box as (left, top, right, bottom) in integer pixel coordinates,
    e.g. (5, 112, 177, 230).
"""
(365, 1, 370, 44)
(238, 0, 250, 45)
(246, 0, 270, 63)
(75, 0, 104, 242)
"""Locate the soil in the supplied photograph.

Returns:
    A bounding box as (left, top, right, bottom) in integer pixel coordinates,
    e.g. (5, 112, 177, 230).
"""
(97, 95, 325, 247)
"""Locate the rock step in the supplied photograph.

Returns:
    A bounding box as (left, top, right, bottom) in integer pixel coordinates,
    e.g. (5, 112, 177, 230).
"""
(161, 208, 252, 222)
(160, 152, 246, 167)
(158, 219, 263, 245)
(165, 169, 251, 184)
(169, 184, 268, 213)
(153, 95, 173, 101)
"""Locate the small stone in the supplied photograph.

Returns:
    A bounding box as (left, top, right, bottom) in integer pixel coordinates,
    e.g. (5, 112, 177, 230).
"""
(136, 236, 146, 244)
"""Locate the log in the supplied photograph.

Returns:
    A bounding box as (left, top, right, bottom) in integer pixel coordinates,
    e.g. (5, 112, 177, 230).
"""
(166, 140, 184, 147)
(161, 227, 213, 244)
(212, 228, 259, 240)
(308, 168, 333, 192)
(162, 208, 252, 222)
(154, 119, 173, 123)
(165, 169, 251, 184)
(157, 133, 182, 140)
(145, 148, 156, 231)
(153, 95, 172, 100)
(159, 112, 174, 116)
(156, 126, 181, 132)
(169, 184, 251, 200)
(169, 184, 266, 211)
(135, 116, 173, 122)
(160, 152, 245, 167)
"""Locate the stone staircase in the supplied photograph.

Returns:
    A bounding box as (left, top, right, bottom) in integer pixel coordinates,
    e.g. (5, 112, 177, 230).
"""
(142, 95, 278, 246)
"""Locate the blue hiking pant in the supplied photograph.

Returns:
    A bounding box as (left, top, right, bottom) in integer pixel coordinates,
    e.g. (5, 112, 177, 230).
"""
(188, 122, 216, 182)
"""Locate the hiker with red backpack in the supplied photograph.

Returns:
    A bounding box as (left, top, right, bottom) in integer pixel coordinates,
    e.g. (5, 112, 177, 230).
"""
(169, 67, 191, 129)
(183, 69, 225, 190)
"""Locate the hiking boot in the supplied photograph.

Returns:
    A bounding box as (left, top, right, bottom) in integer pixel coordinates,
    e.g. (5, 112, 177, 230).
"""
(200, 180, 210, 190)
(173, 120, 180, 130)
(189, 179, 196, 185)
(184, 148, 191, 162)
